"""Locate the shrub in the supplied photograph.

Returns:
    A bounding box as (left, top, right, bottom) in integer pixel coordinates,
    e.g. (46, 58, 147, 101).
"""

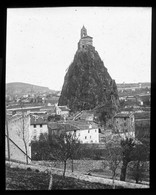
(27, 167, 32, 171)
(128, 161, 147, 183)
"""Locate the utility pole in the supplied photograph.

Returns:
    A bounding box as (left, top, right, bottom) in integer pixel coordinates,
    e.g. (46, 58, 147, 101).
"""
(6, 117, 10, 165)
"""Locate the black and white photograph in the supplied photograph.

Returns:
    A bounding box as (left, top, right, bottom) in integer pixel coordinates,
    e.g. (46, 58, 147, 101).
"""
(5, 7, 151, 190)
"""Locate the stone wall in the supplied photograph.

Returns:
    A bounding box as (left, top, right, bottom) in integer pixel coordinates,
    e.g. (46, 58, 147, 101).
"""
(78, 37, 93, 49)
(34, 160, 104, 173)
(6, 114, 31, 163)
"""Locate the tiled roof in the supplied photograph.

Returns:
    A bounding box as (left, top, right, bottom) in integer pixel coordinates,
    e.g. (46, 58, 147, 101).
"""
(58, 106, 70, 111)
(114, 112, 133, 118)
(11, 114, 22, 120)
(48, 122, 78, 131)
(7, 113, 30, 123)
(126, 96, 136, 98)
(65, 120, 98, 131)
(134, 112, 150, 119)
(7, 106, 42, 111)
(30, 114, 47, 125)
(29, 111, 47, 114)
(137, 94, 150, 97)
(48, 120, 98, 132)
(40, 105, 56, 112)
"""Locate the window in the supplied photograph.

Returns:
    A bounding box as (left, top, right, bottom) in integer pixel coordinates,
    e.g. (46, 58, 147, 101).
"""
(34, 124, 36, 128)
(40, 124, 42, 128)
(95, 129, 96, 132)
(124, 122, 127, 127)
(85, 136, 87, 139)
(124, 117, 126, 120)
(90, 136, 91, 139)
(88, 130, 90, 133)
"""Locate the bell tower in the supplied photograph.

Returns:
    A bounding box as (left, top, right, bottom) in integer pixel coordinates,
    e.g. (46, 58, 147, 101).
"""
(81, 25, 87, 38)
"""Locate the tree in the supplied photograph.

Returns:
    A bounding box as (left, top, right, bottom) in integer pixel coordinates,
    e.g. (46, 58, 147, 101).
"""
(129, 160, 147, 184)
(103, 137, 122, 189)
(120, 137, 136, 181)
(47, 114, 61, 122)
(128, 126, 150, 184)
(49, 132, 77, 177)
(16, 112, 30, 164)
(30, 133, 54, 190)
(31, 133, 51, 160)
(95, 101, 118, 127)
(129, 140, 149, 184)
(68, 132, 81, 172)
(119, 99, 125, 108)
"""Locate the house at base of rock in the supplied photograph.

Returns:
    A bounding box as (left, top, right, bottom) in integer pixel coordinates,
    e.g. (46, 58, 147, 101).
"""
(113, 112, 135, 139)
(55, 105, 70, 118)
(48, 120, 99, 144)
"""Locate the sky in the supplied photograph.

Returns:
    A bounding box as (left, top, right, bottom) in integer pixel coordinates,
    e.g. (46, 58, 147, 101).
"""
(6, 7, 151, 91)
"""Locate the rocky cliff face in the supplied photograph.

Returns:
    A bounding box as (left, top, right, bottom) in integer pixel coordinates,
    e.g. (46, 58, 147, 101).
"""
(58, 45, 119, 112)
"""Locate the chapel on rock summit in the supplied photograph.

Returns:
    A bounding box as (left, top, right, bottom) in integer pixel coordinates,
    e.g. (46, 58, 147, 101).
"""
(78, 26, 93, 50)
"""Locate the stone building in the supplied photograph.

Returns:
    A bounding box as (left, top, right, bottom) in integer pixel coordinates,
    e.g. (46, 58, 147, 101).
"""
(78, 26, 93, 49)
(113, 112, 135, 139)
(55, 105, 70, 118)
(48, 120, 99, 144)
(134, 111, 150, 142)
(30, 114, 48, 141)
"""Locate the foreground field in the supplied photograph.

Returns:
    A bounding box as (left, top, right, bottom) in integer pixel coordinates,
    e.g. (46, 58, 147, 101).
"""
(32, 159, 149, 184)
(6, 165, 120, 190)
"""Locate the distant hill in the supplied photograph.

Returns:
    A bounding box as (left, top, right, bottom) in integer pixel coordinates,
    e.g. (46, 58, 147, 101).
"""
(6, 82, 53, 96)
(117, 82, 150, 89)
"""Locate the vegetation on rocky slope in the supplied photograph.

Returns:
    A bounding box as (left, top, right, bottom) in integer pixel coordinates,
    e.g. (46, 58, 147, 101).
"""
(58, 45, 119, 113)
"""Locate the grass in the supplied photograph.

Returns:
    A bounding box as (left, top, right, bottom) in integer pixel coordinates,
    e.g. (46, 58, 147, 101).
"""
(6, 165, 123, 190)
(33, 159, 149, 184)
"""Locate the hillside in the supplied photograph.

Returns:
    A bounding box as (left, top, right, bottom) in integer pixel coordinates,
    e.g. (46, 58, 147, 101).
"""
(6, 82, 51, 96)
